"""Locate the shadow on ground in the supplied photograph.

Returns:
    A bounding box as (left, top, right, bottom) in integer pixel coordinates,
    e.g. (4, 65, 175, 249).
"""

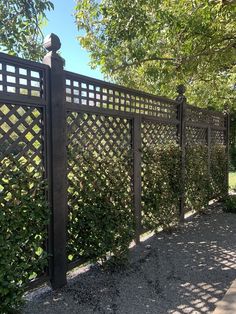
(23, 204, 236, 314)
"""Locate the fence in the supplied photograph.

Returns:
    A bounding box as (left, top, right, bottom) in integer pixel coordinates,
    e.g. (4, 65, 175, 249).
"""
(0, 34, 229, 290)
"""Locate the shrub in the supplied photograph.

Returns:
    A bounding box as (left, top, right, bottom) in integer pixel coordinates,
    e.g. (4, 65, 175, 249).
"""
(211, 144, 228, 199)
(142, 143, 181, 232)
(67, 148, 134, 263)
(185, 144, 211, 212)
(223, 195, 236, 213)
(185, 144, 228, 212)
(0, 155, 48, 313)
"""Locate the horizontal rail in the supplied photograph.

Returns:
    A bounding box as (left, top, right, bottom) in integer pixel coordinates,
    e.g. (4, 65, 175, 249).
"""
(186, 103, 225, 117)
(186, 121, 226, 131)
(26, 274, 49, 290)
(0, 52, 49, 71)
(0, 93, 47, 106)
(66, 103, 180, 125)
(67, 257, 90, 272)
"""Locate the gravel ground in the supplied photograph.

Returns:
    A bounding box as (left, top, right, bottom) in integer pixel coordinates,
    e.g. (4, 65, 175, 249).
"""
(23, 204, 236, 314)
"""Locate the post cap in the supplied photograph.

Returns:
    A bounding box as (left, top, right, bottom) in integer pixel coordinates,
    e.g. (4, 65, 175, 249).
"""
(176, 84, 186, 95)
(43, 33, 61, 52)
(224, 104, 230, 114)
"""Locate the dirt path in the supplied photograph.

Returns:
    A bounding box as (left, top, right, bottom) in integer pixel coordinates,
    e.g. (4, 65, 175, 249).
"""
(23, 204, 236, 314)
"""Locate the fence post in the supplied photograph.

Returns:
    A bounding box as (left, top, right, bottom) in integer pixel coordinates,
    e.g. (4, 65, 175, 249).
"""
(224, 107, 230, 195)
(133, 116, 142, 243)
(207, 126, 211, 179)
(176, 85, 186, 222)
(43, 34, 67, 289)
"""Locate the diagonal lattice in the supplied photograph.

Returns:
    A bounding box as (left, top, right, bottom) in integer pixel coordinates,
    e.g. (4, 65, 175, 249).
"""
(141, 120, 180, 231)
(141, 120, 178, 150)
(186, 126, 207, 146)
(186, 105, 225, 128)
(66, 112, 133, 262)
(0, 103, 44, 172)
(0, 103, 47, 281)
(67, 112, 131, 159)
(211, 129, 225, 145)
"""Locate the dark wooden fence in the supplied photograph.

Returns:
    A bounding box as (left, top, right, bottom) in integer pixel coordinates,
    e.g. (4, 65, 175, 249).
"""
(0, 34, 229, 290)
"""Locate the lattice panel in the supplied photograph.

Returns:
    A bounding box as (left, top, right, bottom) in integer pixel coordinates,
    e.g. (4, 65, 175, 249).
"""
(67, 113, 132, 158)
(0, 103, 47, 280)
(186, 126, 207, 145)
(141, 120, 181, 231)
(0, 57, 45, 100)
(66, 112, 133, 261)
(0, 104, 44, 172)
(211, 129, 225, 145)
(65, 73, 178, 119)
(0, 103, 45, 208)
(186, 105, 225, 128)
(141, 120, 178, 149)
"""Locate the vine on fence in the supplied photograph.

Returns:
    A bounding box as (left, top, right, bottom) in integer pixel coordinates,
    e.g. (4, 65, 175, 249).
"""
(0, 154, 48, 313)
(67, 148, 134, 264)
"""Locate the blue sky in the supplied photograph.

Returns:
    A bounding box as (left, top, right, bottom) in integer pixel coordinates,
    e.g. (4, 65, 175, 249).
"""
(43, 0, 103, 79)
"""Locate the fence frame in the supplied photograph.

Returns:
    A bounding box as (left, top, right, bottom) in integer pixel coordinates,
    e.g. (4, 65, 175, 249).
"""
(0, 33, 229, 290)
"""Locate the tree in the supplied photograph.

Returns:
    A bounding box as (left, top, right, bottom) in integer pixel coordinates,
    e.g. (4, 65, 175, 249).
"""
(75, 0, 236, 109)
(0, 0, 54, 61)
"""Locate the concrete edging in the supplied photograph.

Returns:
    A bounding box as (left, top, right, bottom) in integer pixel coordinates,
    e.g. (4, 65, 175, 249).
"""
(213, 279, 236, 314)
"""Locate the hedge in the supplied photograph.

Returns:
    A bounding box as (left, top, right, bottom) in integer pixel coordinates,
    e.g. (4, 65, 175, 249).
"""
(67, 148, 134, 263)
(0, 155, 48, 313)
(1, 143, 227, 312)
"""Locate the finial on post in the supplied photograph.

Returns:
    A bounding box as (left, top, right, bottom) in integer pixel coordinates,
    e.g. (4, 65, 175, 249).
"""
(43, 33, 65, 68)
(176, 84, 186, 103)
(177, 84, 186, 96)
(223, 104, 230, 114)
(44, 33, 61, 53)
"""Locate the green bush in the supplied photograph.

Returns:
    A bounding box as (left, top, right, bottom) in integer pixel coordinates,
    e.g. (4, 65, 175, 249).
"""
(0, 155, 48, 313)
(142, 143, 181, 232)
(67, 148, 134, 263)
(223, 195, 236, 213)
(185, 144, 227, 212)
(211, 144, 228, 199)
(185, 144, 211, 212)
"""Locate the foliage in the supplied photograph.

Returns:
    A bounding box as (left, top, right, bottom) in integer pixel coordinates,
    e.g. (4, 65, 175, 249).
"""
(0, 154, 48, 313)
(75, 0, 236, 110)
(67, 148, 134, 263)
(229, 111, 236, 171)
(142, 143, 181, 232)
(223, 194, 236, 213)
(185, 144, 211, 212)
(211, 144, 228, 199)
(229, 172, 236, 190)
(0, 0, 54, 60)
(185, 144, 228, 212)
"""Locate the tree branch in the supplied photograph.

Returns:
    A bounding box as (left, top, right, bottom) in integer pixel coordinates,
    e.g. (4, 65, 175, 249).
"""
(112, 56, 176, 73)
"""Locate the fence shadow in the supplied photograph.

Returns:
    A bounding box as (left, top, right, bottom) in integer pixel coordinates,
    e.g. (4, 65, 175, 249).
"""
(23, 204, 236, 314)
